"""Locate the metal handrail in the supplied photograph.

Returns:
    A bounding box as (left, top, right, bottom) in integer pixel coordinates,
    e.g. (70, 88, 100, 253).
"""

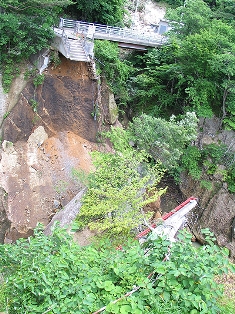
(61, 29, 70, 58)
(59, 18, 166, 46)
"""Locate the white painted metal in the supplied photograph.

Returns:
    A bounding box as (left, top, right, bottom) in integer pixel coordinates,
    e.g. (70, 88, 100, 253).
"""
(60, 18, 167, 48)
(150, 199, 198, 242)
(53, 28, 90, 62)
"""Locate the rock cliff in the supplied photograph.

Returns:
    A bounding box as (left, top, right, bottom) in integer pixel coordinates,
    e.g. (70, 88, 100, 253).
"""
(0, 55, 100, 242)
(180, 117, 235, 260)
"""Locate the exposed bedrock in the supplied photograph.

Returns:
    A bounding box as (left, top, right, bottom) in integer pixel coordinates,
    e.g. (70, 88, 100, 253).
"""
(0, 56, 99, 241)
(180, 117, 235, 260)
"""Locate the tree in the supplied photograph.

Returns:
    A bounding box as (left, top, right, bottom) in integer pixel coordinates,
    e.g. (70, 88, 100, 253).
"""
(128, 1, 235, 125)
(72, 0, 125, 25)
(0, 0, 72, 91)
(207, 21, 235, 128)
(212, 0, 235, 25)
(94, 40, 133, 106)
(129, 112, 198, 170)
(157, 0, 184, 8)
(75, 127, 165, 240)
(166, 0, 212, 37)
(175, 18, 235, 122)
(127, 43, 186, 117)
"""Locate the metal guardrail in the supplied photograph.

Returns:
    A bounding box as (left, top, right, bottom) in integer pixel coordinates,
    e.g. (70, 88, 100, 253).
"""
(61, 29, 70, 57)
(60, 28, 88, 61)
(59, 18, 167, 47)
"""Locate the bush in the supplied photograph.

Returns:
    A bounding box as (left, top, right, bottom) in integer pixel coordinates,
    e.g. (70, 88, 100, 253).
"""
(76, 127, 165, 241)
(129, 112, 199, 170)
(0, 225, 233, 313)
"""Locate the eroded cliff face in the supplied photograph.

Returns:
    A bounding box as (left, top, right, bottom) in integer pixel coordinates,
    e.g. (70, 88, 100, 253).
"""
(1, 53, 235, 261)
(180, 117, 235, 260)
(0, 55, 100, 242)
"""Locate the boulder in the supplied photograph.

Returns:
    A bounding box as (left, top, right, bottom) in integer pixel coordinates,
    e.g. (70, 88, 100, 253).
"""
(44, 188, 87, 235)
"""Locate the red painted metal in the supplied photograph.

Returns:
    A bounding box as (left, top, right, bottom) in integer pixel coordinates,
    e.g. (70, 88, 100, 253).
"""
(135, 197, 197, 239)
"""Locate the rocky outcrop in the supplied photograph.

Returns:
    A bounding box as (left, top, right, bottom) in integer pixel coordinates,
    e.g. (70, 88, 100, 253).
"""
(2, 56, 99, 143)
(181, 173, 235, 259)
(44, 188, 87, 236)
(0, 68, 28, 134)
(0, 54, 99, 242)
(180, 117, 235, 260)
(100, 79, 119, 125)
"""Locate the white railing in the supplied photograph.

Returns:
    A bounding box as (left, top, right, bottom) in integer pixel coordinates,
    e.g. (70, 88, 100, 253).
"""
(59, 18, 167, 47)
(61, 29, 70, 58)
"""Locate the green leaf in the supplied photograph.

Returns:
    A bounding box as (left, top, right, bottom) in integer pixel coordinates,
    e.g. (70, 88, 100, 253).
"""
(120, 304, 132, 313)
(155, 264, 166, 275)
(163, 291, 170, 302)
(104, 281, 115, 292)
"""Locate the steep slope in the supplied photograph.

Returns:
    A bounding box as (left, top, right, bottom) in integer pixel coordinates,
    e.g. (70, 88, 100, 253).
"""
(0, 55, 99, 242)
(180, 117, 235, 260)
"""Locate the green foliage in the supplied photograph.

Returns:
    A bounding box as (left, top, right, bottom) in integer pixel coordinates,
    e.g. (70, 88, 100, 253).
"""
(0, 225, 233, 313)
(200, 180, 213, 190)
(76, 127, 165, 240)
(211, 0, 235, 25)
(0, 283, 6, 311)
(225, 165, 235, 193)
(127, 0, 235, 123)
(127, 44, 184, 117)
(202, 143, 228, 167)
(224, 115, 235, 130)
(145, 228, 233, 314)
(33, 74, 45, 88)
(159, 0, 184, 8)
(29, 99, 38, 112)
(129, 112, 199, 170)
(50, 50, 61, 68)
(178, 142, 235, 193)
(1, 60, 16, 92)
(72, 168, 89, 187)
(180, 146, 203, 179)
(0, 0, 72, 91)
(94, 40, 133, 106)
(73, 0, 125, 25)
(166, 0, 212, 37)
(3, 111, 10, 119)
(218, 296, 235, 314)
(166, 1, 235, 121)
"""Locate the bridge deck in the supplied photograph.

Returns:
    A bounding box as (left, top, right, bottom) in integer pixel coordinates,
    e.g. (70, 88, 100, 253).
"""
(58, 18, 167, 48)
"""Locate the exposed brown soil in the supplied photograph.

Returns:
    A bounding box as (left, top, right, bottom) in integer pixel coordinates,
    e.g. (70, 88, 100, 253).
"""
(0, 55, 100, 242)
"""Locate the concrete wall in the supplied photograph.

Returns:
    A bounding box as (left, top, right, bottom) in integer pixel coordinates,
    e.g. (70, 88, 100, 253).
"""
(52, 36, 68, 58)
